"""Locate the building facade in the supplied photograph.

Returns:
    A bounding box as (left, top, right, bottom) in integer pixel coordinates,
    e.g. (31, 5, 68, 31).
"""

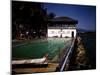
(47, 17, 78, 38)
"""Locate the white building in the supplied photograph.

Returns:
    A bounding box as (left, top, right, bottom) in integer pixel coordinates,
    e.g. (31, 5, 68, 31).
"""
(47, 17, 78, 38)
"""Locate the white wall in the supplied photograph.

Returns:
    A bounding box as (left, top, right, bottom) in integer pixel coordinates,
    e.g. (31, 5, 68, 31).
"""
(62, 29, 76, 37)
(48, 29, 61, 37)
(48, 29, 76, 37)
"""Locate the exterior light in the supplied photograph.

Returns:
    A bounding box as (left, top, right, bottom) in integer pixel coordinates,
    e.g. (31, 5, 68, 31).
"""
(26, 31, 29, 34)
(33, 31, 36, 34)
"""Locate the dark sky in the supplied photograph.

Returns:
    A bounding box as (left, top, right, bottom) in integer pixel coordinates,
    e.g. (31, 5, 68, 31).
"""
(43, 3, 96, 31)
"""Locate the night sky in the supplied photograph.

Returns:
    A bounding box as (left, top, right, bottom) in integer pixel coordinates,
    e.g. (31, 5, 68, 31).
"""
(43, 3, 96, 31)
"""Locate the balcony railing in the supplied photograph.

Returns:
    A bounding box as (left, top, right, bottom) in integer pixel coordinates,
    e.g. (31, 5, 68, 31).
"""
(48, 26, 76, 29)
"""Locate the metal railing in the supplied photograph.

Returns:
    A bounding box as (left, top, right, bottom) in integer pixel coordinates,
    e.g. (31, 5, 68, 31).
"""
(56, 37, 76, 71)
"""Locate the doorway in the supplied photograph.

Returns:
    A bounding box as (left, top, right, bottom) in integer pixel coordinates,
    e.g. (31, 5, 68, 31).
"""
(71, 31, 74, 38)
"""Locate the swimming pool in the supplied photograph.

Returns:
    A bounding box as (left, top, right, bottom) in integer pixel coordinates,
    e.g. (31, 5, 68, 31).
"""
(12, 38, 71, 60)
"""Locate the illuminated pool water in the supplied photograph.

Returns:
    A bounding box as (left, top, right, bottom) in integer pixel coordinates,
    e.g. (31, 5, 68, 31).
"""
(12, 38, 71, 60)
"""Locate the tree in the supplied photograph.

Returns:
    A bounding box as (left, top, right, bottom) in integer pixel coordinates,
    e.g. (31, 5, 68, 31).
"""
(48, 12, 56, 19)
(12, 1, 48, 39)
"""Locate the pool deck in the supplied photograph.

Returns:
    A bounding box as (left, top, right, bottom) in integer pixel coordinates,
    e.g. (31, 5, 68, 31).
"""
(13, 63, 59, 74)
